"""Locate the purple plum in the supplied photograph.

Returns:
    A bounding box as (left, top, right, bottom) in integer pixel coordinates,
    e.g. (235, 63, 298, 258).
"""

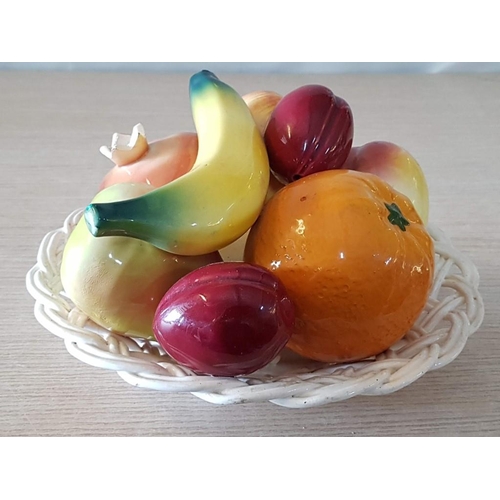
(264, 84, 354, 184)
(153, 262, 295, 377)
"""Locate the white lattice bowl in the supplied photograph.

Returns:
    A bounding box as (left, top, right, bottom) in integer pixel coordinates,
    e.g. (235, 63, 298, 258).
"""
(26, 208, 484, 408)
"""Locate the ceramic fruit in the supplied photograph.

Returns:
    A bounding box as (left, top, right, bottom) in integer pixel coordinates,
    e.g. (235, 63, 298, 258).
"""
(244, 90, 285, 201)
(84, 70, 270, 256)
(244, 169, 434, 363)
(243, 90, 282, 137)
(60, 183, 221, 339)
(265, 173, 285, 202)
(342, 141, 429, 224)
(99, 90, 280, 192)
(264, 84, 354, 184)
(153, 262, 295, 376)
(99, 124, 198, 191)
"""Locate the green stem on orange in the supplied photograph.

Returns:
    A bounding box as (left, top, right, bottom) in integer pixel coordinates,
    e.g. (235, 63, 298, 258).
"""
(385, 202, 410, 232)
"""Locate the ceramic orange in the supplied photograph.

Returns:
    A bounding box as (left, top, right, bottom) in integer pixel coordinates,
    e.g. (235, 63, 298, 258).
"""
(244, 169, 434, 363)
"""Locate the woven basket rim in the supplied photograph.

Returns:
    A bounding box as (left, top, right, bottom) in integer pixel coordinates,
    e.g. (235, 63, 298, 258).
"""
(26, 208, 485, 408)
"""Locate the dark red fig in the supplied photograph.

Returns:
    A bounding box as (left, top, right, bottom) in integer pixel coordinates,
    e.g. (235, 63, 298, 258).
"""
(153, 262, 295, 377)
(264, 84, 354, 184)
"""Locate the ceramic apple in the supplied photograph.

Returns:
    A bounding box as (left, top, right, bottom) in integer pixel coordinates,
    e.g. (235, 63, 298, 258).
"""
(264, 84, 354, 184)
(343, 141, 429, 224)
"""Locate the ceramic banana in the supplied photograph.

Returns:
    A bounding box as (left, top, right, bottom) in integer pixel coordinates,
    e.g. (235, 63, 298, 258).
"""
(84, 70, 270, 255)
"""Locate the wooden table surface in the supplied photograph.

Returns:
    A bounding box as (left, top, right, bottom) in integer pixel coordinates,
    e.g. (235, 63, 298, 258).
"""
(1, 70, 498, 436)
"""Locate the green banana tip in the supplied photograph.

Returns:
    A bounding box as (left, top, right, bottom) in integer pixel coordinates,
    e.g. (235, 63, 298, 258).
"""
(84, 204, 101, 237)
(189, 70, 221, 95)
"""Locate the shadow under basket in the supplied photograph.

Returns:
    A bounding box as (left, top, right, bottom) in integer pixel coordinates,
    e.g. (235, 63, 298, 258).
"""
(26, 208, 485, 408)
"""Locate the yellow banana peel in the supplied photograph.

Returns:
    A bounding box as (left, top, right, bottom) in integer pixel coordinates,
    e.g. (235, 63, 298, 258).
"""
(85, 70, 270, 255)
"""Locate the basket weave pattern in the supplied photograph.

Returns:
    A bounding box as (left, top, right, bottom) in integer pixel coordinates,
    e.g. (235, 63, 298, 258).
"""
(26, 209, 485, 408)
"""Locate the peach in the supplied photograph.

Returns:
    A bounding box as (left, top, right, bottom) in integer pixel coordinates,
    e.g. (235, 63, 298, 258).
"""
(343, 141, 429, 224)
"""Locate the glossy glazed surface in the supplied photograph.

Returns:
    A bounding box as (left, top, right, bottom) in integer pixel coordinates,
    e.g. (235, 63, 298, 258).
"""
(244, 169, 434, 363)
(243, 90, 282, 137)
(99, 133, 198, 191)
(343, 141, 429, 224)
(85, 70, 270, 256)
(264, 84, 353, 184)
(100, 91, 280, 195)
(153, 262, 295, 376)
(61, 183, 221, 339)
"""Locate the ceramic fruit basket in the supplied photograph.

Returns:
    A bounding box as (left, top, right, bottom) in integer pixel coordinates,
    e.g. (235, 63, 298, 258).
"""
(25, 71, 485, 408)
